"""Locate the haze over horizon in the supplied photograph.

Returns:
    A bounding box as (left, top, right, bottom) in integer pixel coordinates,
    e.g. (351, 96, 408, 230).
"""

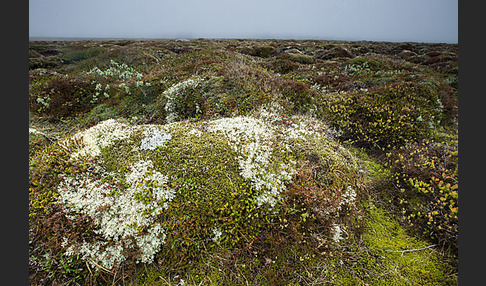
(29, 0, 458, 44)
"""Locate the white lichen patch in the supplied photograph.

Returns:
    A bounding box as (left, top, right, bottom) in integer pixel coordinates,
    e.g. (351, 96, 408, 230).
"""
(211, 227, 223, 242)
(69, 119, 175, 159)
(58, 159, 174, 269)
(70, 119, 133, 158)
(29, 127, 44, 136)
(343, 186, 357, 205)
(138, 125, 172, 150)
(207, 102, 332, 208)
(209, 115, 295, 207)
(56, 119, 179, 269)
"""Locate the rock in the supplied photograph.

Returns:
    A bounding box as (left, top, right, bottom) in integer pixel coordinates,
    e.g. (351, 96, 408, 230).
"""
(399, 50, 417, 59)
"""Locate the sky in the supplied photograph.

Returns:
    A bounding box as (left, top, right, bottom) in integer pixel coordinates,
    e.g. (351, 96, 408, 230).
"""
(29, 0, 458, 43)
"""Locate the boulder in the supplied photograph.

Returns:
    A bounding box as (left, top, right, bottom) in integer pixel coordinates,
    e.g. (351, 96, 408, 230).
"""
(399, 49, 417, 59)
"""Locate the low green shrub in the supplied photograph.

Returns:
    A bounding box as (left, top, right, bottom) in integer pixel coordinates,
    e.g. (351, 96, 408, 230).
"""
(29, 56, 63, 70)
(283, 136, 364, 248)
(29, 74, 98, 119)
(322, 82, 443, 150)
(387, 139, 458, 251)
(279, 79, 317, 114)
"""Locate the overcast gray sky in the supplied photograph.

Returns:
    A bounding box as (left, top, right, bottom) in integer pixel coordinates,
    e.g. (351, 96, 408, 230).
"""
(29, 0, 458, 43)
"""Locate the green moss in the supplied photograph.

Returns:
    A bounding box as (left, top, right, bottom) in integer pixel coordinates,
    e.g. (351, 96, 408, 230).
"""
(152, 125, 261, 252)
(349, 147, 391, 188)
(99, 131, 146, 173)
(332, 205, 456, 285)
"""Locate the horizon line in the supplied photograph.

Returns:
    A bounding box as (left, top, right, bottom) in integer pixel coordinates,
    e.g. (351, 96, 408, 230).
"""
(28, 36, 457, 45)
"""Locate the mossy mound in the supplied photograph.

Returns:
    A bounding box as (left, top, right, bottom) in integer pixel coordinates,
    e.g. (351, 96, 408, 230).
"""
(280, 53, 316, 64)
(29, 103, 365, 283)
(315, 46, 355, 60)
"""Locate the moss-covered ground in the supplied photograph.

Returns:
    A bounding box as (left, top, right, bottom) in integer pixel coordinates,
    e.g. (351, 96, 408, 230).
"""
(29, 39, 458, 285)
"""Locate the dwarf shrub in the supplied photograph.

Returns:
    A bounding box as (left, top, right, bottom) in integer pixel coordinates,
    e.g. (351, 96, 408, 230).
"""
(29, 75, 97, 119)
(387, 139, 458, 251)
(284, 136, 363, 243)
(322, 82, 443, 150)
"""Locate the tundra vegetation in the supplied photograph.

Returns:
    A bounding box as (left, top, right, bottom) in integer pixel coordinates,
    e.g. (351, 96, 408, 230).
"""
(29, 39, 458, 285)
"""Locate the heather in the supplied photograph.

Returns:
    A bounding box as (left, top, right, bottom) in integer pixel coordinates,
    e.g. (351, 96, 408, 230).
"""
(29, 39, 458, 285)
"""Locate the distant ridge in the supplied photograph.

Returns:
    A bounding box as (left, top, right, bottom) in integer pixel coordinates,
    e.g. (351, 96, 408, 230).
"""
(29, 37, 180, 42)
